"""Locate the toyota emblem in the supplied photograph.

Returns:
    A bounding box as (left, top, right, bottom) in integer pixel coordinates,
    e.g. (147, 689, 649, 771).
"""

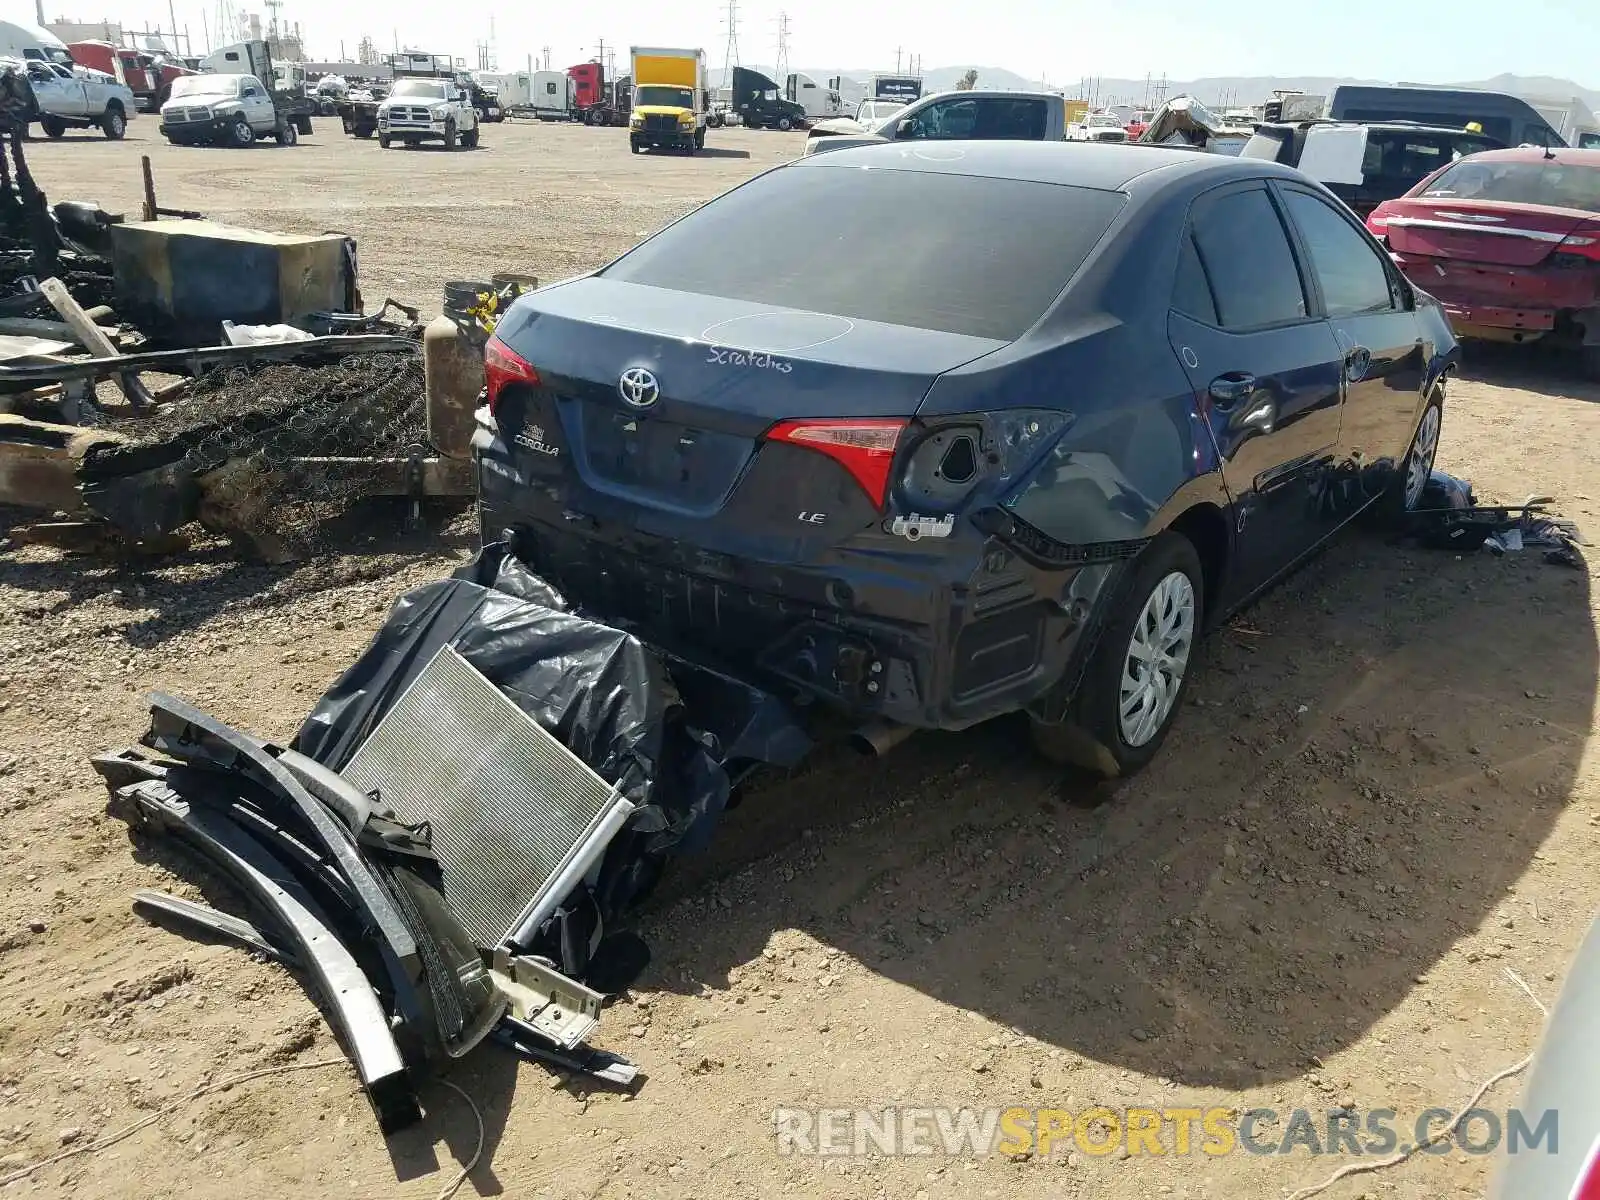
(618, 367, 660, 409)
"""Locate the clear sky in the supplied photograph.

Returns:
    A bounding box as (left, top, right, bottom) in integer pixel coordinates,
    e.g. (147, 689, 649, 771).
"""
(25, 1, 1600, 89)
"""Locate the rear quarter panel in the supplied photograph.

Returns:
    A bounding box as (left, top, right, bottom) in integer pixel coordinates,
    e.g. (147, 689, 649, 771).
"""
(918, 172, 1230, 546)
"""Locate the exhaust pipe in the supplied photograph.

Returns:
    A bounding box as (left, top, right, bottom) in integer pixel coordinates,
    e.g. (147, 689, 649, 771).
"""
(850, 720, 917, 757)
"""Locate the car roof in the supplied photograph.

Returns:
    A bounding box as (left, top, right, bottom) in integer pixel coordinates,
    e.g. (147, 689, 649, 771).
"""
(792, 139, 1303, 191)
(1450, 146, 1600, 165)
(1257, 119, 1500, 137)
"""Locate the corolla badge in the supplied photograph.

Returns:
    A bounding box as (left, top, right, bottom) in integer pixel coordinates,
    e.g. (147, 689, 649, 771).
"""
(618, 367, 660, 409)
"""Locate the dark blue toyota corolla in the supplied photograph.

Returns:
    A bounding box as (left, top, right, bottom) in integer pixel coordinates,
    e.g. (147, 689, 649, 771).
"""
(475, 140, 1458, 776)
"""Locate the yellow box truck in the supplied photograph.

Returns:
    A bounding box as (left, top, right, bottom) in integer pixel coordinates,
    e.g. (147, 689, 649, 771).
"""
(629, 46, 708, 154)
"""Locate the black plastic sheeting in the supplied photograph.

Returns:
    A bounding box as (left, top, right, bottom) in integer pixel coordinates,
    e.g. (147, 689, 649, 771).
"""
(294, 544, 810, 926)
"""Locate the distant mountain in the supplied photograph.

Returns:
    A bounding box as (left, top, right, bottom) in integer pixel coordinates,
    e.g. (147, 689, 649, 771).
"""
(741, 64, 1599, 115)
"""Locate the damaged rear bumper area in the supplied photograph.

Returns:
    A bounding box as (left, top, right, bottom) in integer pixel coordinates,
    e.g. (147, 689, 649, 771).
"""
(92, 544, 809, 1130)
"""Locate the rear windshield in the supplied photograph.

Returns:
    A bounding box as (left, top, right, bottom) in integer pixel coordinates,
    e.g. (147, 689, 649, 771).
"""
(1421, 158, 1600, 212)
(601, 165, 1127, 340)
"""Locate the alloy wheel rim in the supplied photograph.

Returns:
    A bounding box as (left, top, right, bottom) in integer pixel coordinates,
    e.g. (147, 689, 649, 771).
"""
(1404, 405, 1441, 511)
(1118, 571, 1196, 749)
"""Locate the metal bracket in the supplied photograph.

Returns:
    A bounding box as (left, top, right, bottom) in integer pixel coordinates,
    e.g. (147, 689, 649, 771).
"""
(489, 950, 603, 1050)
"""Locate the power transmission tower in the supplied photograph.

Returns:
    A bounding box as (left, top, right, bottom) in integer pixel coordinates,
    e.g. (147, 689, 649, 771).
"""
(719, 0, 741, 90)
(774, 11, 791, 83)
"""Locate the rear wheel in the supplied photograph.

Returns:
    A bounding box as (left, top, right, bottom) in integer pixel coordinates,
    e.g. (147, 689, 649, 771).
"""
(1030, 532, 1204, 779)
(41, 115, 65, 139)
(1368, 385, 1444, 528)
(100, 105, 126, 140)
(275, 120, 298, 146)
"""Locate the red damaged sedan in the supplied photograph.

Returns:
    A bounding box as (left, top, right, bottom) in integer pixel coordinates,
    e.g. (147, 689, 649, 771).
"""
(1367, 147, 1600, 376)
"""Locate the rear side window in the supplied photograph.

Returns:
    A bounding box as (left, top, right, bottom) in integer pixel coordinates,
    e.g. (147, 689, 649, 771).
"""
(1280, 190, 1397, 317)
(602, 166, 1128, 340)
(1187, 187, 1308, 329)
(1172, 232, 1217, 324)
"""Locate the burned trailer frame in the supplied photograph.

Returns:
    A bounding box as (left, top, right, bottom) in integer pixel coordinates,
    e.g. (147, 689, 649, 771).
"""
(0, 334, 478, 555)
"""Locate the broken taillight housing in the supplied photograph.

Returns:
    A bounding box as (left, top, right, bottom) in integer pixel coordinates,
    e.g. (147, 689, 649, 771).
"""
(484, 334, 541, 419)
(765, 418, 909, 508)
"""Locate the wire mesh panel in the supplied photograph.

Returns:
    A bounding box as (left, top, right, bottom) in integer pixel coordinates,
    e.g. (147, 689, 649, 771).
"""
(341, 646, 622, 948)
(92, 350, 429, 549)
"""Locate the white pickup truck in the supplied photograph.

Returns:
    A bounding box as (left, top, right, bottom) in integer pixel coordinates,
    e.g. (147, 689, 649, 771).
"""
(159, 73, 299, 146)
(14, 57, 135, 139)
(376, 77, 479, 149)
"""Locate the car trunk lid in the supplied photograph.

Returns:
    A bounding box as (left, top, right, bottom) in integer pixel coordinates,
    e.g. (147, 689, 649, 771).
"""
(1383, 199, 1598, 267)
(493, 278, 1005, 518)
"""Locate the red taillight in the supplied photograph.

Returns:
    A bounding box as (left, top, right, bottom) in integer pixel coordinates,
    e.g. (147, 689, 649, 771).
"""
(766, 418, 909, 508)
(1556, 232, 1600, 262)
(484, 334, 541, 417)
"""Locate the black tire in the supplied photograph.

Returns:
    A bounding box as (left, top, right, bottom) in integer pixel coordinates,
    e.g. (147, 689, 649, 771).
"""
(587, 107, 603, 126)
(777, 116, 793, 131)
(275, 120, 298, 146)
(40, 115, 65, 139)
(229, 114, 255, 147)
(1369, 384, 1444, 529)
(100, 105, 126, 140)
(443, 120, 458, 150)
(462, 126, 479, 148)
(378, 132, 391, 148)
(1030, 532, 1205, 779)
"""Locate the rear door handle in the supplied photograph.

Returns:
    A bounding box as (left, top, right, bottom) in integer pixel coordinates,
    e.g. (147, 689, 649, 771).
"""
(1209, 373, 1257, 407)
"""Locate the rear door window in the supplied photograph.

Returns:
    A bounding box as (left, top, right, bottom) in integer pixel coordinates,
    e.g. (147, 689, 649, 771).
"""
(1187, 187, 1309, 330)
(1280, 189, 1398, 316)
(602, 166, 1128, 340)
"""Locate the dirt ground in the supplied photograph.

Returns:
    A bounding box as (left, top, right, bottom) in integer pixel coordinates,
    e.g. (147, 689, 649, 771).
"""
(3, 120, 1600, 1200)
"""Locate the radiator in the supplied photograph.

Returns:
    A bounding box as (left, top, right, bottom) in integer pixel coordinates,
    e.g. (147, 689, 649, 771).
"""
(341, 645, 631, 949)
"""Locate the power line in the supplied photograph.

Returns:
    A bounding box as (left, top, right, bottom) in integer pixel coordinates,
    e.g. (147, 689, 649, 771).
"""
(719, 0, 741, 90)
